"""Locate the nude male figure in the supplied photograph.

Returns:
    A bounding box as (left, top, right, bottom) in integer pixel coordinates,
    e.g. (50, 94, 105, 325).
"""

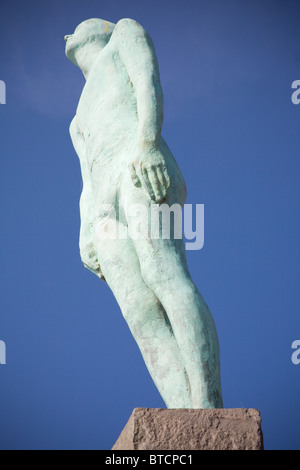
(65, 18, 223, 409)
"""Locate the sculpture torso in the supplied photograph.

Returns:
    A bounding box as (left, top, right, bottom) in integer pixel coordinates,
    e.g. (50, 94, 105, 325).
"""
(75, 42, 139, 181)
(70, 20, 188, 211)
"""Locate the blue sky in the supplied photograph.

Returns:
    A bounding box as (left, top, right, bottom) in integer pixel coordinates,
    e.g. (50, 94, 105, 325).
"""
(0, 0, 299, 450)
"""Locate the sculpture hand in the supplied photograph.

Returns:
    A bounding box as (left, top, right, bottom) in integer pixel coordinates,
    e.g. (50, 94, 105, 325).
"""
(130, 148, 171, 203)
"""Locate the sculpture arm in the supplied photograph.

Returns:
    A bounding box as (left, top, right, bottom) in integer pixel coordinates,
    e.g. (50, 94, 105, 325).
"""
(116, 18, 163, 149)
(114, 19, 170, 203)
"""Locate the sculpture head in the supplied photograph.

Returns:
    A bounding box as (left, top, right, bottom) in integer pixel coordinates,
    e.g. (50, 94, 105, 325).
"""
(65, 19, 115, 75)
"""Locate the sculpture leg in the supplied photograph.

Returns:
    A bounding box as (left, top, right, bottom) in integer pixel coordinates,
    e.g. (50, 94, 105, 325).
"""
(118, 174, 223, 411)
(129, 234, 223, 409)
(92, 223, 192, 408)
(132, 233, 223, 409)
(119, 168, 223, 409)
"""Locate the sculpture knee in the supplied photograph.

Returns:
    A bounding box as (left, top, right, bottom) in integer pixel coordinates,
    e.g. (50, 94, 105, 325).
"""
(121, 291, 166, 341)
(138, 251, 175, 289)
(139, 261, 160, 289)
(139, 253, 187, 291)
(119, 288, 146, 323)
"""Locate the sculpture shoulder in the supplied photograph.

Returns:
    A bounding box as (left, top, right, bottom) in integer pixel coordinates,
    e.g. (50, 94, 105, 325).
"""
(110, 18, 151, 45)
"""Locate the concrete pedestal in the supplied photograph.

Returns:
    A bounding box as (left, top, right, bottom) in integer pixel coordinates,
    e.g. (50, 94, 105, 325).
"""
(112, 408, 263, 450)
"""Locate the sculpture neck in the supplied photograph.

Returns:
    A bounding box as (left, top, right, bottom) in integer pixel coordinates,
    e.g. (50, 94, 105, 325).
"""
(76, 43, 104, 80)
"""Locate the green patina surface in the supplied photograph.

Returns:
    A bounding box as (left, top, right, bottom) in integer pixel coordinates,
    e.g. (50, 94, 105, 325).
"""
(65, 18, 223, 409)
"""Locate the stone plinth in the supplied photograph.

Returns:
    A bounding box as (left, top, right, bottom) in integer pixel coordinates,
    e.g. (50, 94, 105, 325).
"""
(112, 408, 263, 451)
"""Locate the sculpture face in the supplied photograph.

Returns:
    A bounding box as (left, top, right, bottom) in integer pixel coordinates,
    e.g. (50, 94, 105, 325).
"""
(65, 19, 115, 66)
